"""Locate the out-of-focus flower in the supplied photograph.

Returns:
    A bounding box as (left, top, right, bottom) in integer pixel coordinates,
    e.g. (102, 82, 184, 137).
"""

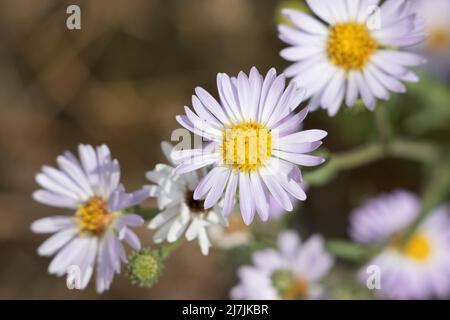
(173, 67, 327, 225)
(350, 190, 450, 299)
(209, 213, 253, 249)
(230, 230, 334, 299)
(31, 144, 148, 293)
(278, 0, 427, 116)
(413, 0, 450, 78)
(146, 142, 225, 255)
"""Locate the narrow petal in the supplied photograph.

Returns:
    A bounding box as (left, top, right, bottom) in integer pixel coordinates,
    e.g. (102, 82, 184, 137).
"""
(31, 216, 75, 233)
(239, 173, 255, 225)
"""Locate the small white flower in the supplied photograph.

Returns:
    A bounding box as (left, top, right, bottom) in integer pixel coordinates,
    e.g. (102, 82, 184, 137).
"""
(174, 67, 326, 225)
(350, 190, 450, 299)
(31, 144, 149, 293)
(278, 0, 427, 115)
(230, 231, 334, 300)
(146, 142, 226, 255)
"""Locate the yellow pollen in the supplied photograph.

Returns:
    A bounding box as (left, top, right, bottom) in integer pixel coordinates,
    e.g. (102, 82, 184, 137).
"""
(327, 22, 378, 71)
(392, 232, 432, 261)
(282, 277, 309, 300)
(75, 197, 112, 235)
(272, 269, 309, 300)
(428, 29, 449, 51)
(220, 121, 272, 173)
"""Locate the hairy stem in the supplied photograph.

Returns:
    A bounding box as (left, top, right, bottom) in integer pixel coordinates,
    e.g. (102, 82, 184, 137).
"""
(305, 139, 443, 186)
(159, 241, 183, 259)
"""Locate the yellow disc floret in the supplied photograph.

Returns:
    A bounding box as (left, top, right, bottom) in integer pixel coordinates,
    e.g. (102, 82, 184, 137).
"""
(220, 121, 272, 172)
(402, 233, 432, 261)
(272, 269, 309, 299)
(327, 22, 378, 71)
(75, 196, 113, 235)
(428, 29, 449, 51)
(392, 232, 432, 262)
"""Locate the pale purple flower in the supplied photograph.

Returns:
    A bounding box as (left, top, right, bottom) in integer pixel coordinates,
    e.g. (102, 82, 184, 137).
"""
(278, 0, 427, 116)
(230, 231, 334, 300)
(31, 144, 149, 293)
(173, 67, 327, 225)
(146, 142, 226, 255)
(350, 190, 450, 299)
(412, 0, 450, 78)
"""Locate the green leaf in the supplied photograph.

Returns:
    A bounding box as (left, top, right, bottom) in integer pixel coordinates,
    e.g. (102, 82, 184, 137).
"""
(126, 206, 160, 220)
(326, 239, 377, 263)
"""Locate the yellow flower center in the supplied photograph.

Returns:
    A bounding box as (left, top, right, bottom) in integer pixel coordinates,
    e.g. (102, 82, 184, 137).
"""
(220, 121, 272, 172)
(282, 277, 309, 300)
(327, 22, 378, 71)
(427, 29, 449, 51)
(75, 197, 113, 235)
(392, 232, 432, 261)
(272, 269, 309, 299)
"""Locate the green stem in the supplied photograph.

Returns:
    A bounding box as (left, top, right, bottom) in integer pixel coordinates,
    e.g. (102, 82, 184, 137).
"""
(389, 139, 442, 163)
(159, 241, 183, 260)
(326, 239, 380, 263)
(305, 139, 442, 186)
(374, 101, 393, 144)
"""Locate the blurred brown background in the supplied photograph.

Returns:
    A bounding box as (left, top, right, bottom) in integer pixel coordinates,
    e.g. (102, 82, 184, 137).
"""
(0, 0, 424, 299)
(0, 0, 285, 299)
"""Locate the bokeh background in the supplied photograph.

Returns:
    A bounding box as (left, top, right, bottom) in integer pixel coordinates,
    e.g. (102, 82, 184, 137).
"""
(0, 0, 449, 299)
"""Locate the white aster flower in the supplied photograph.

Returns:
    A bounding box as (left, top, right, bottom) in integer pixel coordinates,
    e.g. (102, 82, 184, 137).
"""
(146, 142, 226, 255)
(230, 231, 334, 300)
(350, 190, 450, 299)
(413, 0, 450, 78)
(278, 0, 427, 116)
(31, 144, 149, 293)
(173, 67, 327, 225)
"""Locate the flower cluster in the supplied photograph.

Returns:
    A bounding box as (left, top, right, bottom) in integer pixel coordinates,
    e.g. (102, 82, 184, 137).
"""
(29, 0, 450, 300)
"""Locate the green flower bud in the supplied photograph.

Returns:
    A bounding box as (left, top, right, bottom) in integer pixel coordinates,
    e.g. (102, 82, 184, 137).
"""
(127, 248, 163, 288)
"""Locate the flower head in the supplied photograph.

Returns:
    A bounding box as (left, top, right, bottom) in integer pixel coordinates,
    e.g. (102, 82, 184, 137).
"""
(146, 142, 226, 255)
(278, 0, 427, 115)
(173, 67, 326, 225)
(31, 144, 149, 293)
(127, 248, 163, 288)
(230, 231, 334, 300)
(350, 190, 450, 299)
